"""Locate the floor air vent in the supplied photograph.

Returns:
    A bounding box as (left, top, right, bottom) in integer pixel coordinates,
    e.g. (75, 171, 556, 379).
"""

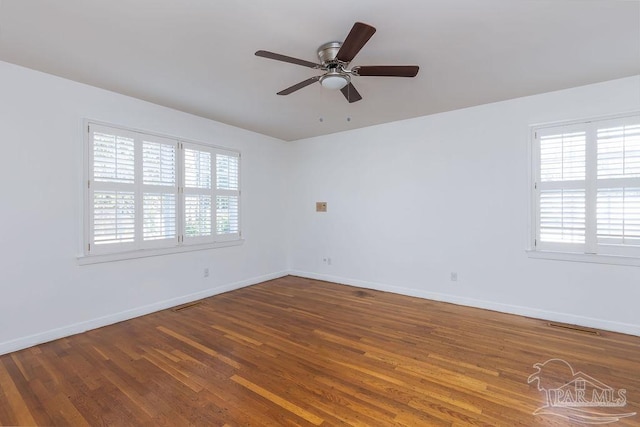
(172, 302, 202, 312)
(354, 290, 371, 298)
(547, 322, 600, 335)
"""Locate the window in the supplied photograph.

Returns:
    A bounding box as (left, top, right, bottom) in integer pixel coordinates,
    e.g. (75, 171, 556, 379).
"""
(85, 122, 240, 258)
(531, 113, 640, 259)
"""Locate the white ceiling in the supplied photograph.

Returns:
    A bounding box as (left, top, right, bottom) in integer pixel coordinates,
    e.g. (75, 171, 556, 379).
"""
(0, 0, 638, 141)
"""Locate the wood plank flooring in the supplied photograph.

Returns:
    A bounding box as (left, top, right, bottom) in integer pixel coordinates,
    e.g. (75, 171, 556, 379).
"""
(1, 276, 639, 426)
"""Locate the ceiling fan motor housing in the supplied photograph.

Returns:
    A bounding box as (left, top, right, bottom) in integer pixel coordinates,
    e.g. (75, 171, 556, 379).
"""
(317, 41, 343, 65)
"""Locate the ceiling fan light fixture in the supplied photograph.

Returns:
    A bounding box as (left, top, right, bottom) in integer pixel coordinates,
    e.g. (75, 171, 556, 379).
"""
(320, 73, 349, 90)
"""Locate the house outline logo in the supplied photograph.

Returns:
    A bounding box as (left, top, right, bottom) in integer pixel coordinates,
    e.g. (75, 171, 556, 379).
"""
(528, 358, 636, 424)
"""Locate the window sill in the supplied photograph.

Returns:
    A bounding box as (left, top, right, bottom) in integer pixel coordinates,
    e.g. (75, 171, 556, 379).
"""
(77, 239, 244, 265)
(526, 249, 640, 267)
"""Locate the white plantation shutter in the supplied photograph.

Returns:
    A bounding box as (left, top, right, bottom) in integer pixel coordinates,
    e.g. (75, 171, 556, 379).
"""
(184, 147, 213, 240)
(143, 141, 177, 185)
(89, 125, 138, 252)
(182, 145, 241, 242)
(597, 123, 640, 179)
(596, 120, 640, 250)
(184, 194, 212, 237)
(533, 113, 640, 257)
(184, 149, 212, 189)
(93, 191, 135, 245)
(597, 189, 640, 244)
(93, 132, 135, 184)
(216, 195, 239, 234)
(216, 153, 239, 190)
(535, 125, 587, 250)
(143, 193, 177, 241)
(539, 131, 586, 182)
(539, 189, 585, 244)
(142, 138, 178, 245)
(89, 125, 179, 253)
(86, 122, 241, 257)
(215, 152, 240, 239)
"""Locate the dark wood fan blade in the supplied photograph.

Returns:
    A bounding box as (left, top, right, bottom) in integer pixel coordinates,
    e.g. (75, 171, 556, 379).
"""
(277, 76, 320, 95)
(340, 82, 363, 103)
(336, 22, 376, 63)
(354, 65, 419, 77)
(255, 50, 321, 69)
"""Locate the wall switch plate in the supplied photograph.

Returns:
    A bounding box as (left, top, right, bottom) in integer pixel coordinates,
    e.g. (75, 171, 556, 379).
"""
(316, 202, 327, 212)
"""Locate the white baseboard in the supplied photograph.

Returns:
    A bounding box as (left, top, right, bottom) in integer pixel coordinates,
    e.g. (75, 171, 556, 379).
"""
(289, 270, 640, 337)
(0, 271, 289, 356)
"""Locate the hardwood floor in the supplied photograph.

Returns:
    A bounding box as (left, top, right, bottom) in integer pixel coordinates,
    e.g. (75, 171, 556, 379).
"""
(1, 276, 639, 426)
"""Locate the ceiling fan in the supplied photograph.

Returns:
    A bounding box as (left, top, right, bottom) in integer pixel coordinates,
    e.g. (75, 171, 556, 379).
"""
(255, 22, 419, 103)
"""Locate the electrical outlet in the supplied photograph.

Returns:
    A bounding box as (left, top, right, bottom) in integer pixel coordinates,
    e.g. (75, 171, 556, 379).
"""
(450, 272, 458, 282)
(204, 268, 209, 278)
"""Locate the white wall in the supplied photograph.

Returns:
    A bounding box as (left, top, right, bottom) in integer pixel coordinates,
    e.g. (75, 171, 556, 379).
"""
(0, 61, 289, 354)
(288, 76, 640, 336)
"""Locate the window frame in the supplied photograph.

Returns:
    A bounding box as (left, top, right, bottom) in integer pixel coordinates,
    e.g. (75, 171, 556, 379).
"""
(80, 120, 242, 265)
(528, 111, 640, 266)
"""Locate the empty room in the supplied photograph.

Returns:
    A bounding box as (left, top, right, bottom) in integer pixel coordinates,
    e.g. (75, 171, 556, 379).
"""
(1, 1, 639, 425)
